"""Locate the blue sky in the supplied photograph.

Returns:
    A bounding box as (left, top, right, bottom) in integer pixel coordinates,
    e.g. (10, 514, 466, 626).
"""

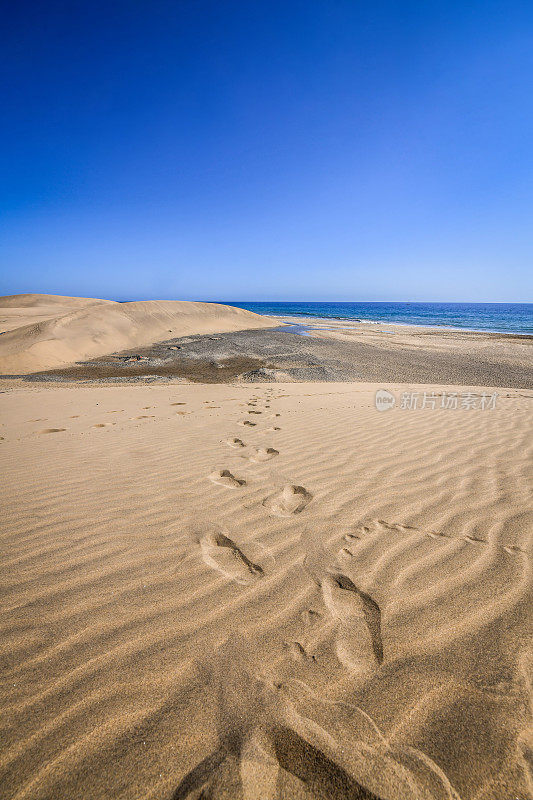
(2, 0, 532, 301)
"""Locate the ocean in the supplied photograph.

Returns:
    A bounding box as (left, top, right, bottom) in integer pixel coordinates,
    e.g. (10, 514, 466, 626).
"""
(220, 302, 533, 335)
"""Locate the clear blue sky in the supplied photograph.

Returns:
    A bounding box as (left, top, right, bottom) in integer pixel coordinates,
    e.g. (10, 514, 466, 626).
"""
(2, 0, 532, 302)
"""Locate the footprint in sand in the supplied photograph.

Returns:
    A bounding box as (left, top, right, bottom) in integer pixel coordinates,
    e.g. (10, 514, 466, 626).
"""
(248, 410, 262, 415)
(38, 428, 66, 434)
(93, 422, 115, 428)
(250, 447, 279, 463)
(337, 546, 355, 562)
(373, 518, 449, 541)
(198, 528, 263, 584)
(263, 484, 312, 516)
(301, 609, 321, 626)
(502, 544, 526, 555)
(209, 469, 246, 488)
(130, 415, 155, 420)
(343, 532, 362, 543)
(285, 640, 316, 663)
(171, 649, 460, 800)
(226, 437, 246, 448)
(321, 572, 383, 678)
(239, 420, 256, 427)
(170, 402, 186, 406)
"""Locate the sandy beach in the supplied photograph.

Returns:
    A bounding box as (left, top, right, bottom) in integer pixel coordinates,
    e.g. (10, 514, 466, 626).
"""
(0, 296, 532, 799)
(4, 0, 533, 794)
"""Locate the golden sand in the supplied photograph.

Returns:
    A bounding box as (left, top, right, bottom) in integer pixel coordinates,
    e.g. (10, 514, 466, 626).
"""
(1, 380, 531, 799)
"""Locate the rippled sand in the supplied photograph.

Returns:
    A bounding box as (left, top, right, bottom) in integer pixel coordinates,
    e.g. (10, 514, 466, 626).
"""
(1, 381, 532, 799)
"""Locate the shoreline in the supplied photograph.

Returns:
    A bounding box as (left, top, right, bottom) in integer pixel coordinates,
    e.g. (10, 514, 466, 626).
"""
(271, 313, 533, 338)
(220, 299, 533, 336)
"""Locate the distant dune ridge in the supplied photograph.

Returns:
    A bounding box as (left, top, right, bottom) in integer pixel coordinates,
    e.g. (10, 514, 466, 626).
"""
(0, 294, 277, 374)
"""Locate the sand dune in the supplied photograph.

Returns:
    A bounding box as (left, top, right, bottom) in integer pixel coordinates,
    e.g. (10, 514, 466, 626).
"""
(0, 294, 115, 335)
(0, 380, 531, 799)
(0, 294, 277, 374)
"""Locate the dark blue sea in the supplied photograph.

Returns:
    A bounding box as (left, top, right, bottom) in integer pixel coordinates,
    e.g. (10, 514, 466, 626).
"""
(220, 302, 533, 335)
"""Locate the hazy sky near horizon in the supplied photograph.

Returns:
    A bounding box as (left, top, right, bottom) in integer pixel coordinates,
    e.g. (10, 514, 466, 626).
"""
(2, 0, 533, 302)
